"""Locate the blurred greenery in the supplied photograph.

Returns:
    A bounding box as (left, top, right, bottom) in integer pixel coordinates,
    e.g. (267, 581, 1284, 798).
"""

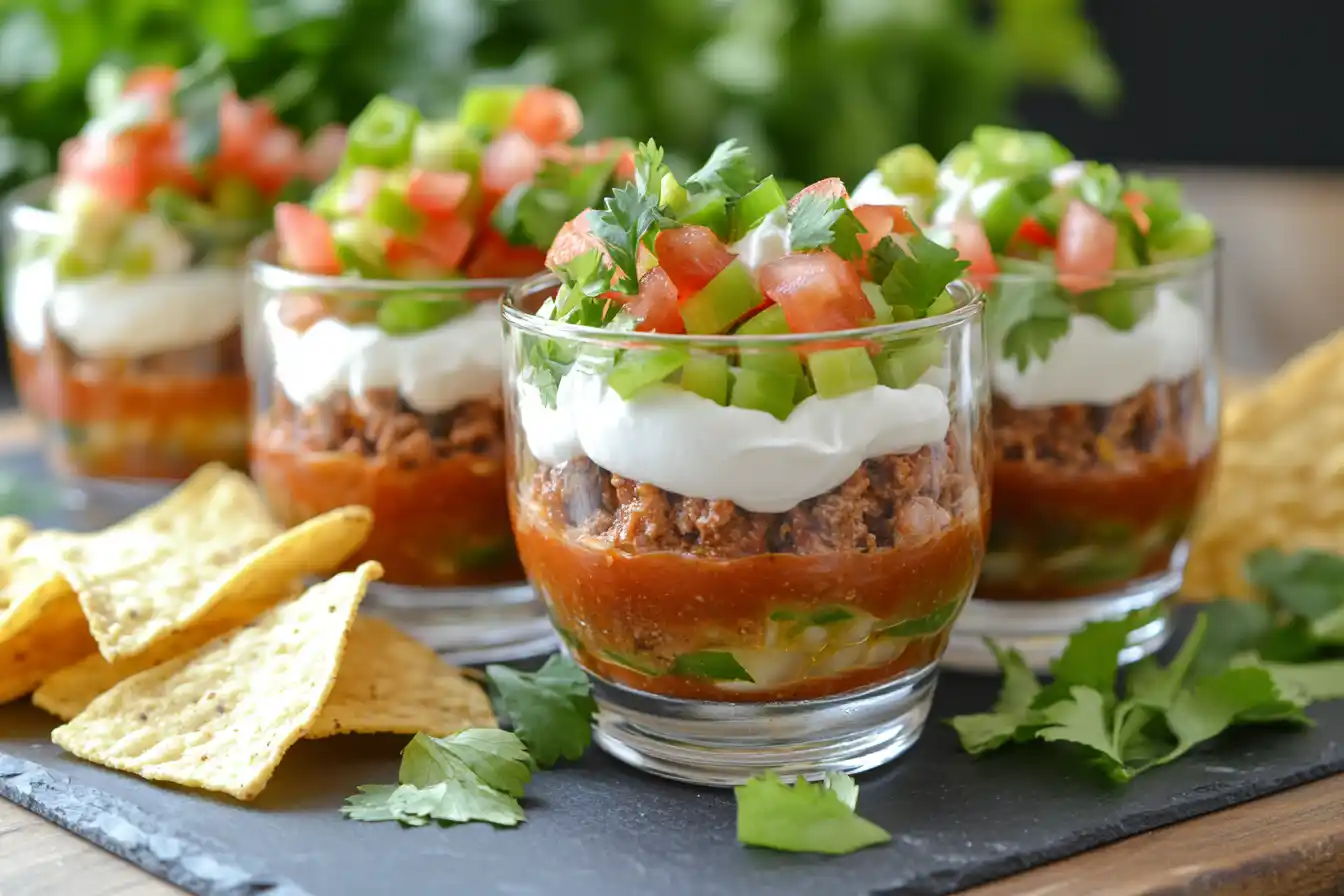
(0, 0, 1115, 194)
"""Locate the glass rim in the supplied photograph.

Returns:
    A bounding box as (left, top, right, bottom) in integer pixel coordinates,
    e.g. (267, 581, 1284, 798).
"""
(502, 273, 984, 347)
(4, 176, 270, 242)
(248, 233, 526, 294)
(984, 241, 1219, 287)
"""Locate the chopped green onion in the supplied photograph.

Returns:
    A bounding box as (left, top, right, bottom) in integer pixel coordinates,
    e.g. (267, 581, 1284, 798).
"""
(678, 192, 730, 240)
(680, 260, 762, 334)
(730, 367, 797, 421)
(606, 346, 691, 400)
(876, 144, 938, 197)
(367, 180, 424, 235)
(377, 293, 474, 335)
(808, 346, 878, 399)
(731, 175, 787, 240)
(412, 120, 483, 173)
(346, 95, 421, 169)
(457, 86, 526, 139)
(679, 352, 731, 405)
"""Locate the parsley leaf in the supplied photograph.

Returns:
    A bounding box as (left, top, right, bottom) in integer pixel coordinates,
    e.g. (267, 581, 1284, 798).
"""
(589, 182, 659, 294)
(634, 139, 669, 206)
(985, 274, 1073, 372)
(735, 772, 890, 855)
(342, 730, 532, 828)
(684, 138, 757, 200)
(1036, 686, 1126, 776)
(870, 233, 969, 316)
(493, 157, 618, 249)
(486, 654, 597, 768)
(948, 641, 1043, 754)
(788, 191, 866, 259)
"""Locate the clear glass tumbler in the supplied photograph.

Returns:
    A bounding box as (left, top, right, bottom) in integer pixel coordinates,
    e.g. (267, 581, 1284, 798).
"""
(247, 238, 553, 661)
(4, 180, 254, 503)
(503, 274, 990, 785)
(947, 252, 1220, 671)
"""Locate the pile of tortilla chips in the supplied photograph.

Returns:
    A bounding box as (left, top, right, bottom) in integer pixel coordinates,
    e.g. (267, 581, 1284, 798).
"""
(1184, 331, 1344, 599)
(0, 464, 495, 801)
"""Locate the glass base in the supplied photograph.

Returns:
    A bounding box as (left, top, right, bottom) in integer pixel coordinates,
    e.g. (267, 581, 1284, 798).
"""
(590, 664, 938, 787)
(361, 581, 556, 664)
(945, 563, 1182, 674)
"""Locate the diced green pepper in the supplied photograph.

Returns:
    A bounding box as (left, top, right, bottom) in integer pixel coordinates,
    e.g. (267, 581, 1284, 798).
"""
(731, 175, 787, 240)
(877, 600, 962, 638)
(377, 293, 474, 335)
(112, 245, 155, 278)
(730, 367, 797, 421)
(52, 245, 90, 281)
(861, 282, 895, 325)
(877, 335, 944, 389)
(678, 191, 729, 240)
(735, 304, 789, 336)
(679, 352, 731, 405)
(456, 85, 525, 139)
(942, 142, 978, 180)
(346, 95, 421, 169)
(679, 260, 763, 334)
(807, 346, 878, 399)
(412, 120, 483, 173)
(971, 125, 1072, 180)
(606, 346, 691, 400)
(1150, 212, 1216, 261)
(876, 144, 938, 197)
(670, 651, 754, 682)
(367, 179, 424, 235)
(978, 181, 1030, 252)
(736, 305, 803, 380)
(794, 373, 815, 402)
(660, 171, 689, 211)
(332, 218, 390, 277)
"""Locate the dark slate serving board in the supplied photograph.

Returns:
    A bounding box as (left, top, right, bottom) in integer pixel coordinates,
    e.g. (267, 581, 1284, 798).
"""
(1, 450, 1343, 896)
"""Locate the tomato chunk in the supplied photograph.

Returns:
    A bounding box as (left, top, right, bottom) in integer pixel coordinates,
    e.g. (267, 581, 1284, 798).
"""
(630, 267, 685, 333)
(275, 203, 341, 275)
(854, 204, 916, 255)
(465, 230, 547, 279)
(788, 177, 849, 210)
(481, 131, 543, 199)
(1013, 216, 1056, 249)
(407, 170, 473, 217)
(1122, 191, 1151, 235)
(304, 124, 348, 183)
(654, 225, 734, 297)
(950, 218, 998, 290)
(757, 249, 871, 334)
(546, 211, 609, 270)
(1056, 199, 1118, 293)
(510, 86, 583, 146)
(417, 216, 475, 271)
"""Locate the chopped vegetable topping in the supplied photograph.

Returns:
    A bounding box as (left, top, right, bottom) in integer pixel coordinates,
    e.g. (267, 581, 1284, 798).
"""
(735, 772, 890, 855)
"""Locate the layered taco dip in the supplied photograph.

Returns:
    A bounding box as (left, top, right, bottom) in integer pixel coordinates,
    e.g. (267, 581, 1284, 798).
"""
(249, 86, 633, 597)
(503, 140, 989, 780)
(4, 52, 343, 488)
(856, 128, 1219, 661)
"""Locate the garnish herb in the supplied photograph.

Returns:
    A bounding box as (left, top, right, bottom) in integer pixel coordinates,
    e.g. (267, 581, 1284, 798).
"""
(870, 233, 969, 317)
(485, 654, 598, 768)
(494, 155, 621, 249)
(735, 772, 890, 855)
(588, 181, 660, 294)
(787, 192, 865, 259)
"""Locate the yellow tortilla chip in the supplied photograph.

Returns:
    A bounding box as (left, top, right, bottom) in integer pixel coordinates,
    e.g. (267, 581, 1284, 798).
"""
(0, 529, 76, 644)
(0, 518, 30, 556)
(0, 596, 97, 704)
(52, 562, 382, 801)
(306, 616, 496, 738)
(41, 470, 373, 661)
(1185, 331, 1344, 598)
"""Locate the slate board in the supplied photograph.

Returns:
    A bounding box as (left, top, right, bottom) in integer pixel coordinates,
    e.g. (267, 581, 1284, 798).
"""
(1, 450, 1343, 896)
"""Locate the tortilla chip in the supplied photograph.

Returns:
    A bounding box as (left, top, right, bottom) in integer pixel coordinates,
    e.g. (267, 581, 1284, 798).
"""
(52, 562, 382, 801)
(0, 596, 97, 704)
(42, 470, 373, 661)
(306, 616, 496, 738)
(0, 529, 76, 644)
(0, 518, 30, 556)
(1185, 331, 1344, 598)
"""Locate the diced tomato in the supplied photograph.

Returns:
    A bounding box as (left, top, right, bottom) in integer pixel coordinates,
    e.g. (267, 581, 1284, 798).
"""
(1122, 191, 1151, 235)
(510, 86, 583, 146)
(417, 216, 475, 271)
(654, 225, 734, 297)
(613, 148, 636, 183)
(546, 211, 609, 270)
(789, 177, 849, 210)
(853, 204, 917, 258)
(1014, 216, 1056, 249)
(950, 218, 998, 289)
(304, 124, 347, 183)
(630, 267, 685, 334)
(757, 249, 871, 334)
(275, 203, 341, 275)
(481, 131, 543, 200)
(1056, 199, 1118, 293)
(249, 127, 304, 196)
(465, 230, 547, 278)
(407, 170, 473, 217)
(217, 94, 273, 176)
(124, 66, 178, 96)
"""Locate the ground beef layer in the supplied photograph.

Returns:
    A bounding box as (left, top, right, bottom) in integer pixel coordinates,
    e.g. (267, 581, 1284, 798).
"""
(526, 434, 979, 560)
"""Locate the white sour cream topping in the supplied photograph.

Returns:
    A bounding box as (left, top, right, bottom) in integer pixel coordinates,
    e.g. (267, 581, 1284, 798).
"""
(730, 206, 791, 270)
(517, 370, 952, 513)
(266, 301, 503, 414)
(848, 171, 926, 215)
(992, 287, 1207, 408)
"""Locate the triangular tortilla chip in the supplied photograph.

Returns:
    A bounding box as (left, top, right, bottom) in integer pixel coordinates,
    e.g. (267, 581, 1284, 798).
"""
(52, 562, 382, 801)
(0, 596, 96, 704)
(0, 522, 75, 643)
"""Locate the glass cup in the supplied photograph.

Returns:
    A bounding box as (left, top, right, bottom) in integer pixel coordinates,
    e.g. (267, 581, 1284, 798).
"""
(247, 238, 553, 662)
(503, 274, 990, 785)
(3, 180, 254, 504)
(946, 252, 1220, 672)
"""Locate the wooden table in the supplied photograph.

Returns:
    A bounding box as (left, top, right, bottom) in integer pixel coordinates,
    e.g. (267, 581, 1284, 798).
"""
(2, 411, 1341, 896)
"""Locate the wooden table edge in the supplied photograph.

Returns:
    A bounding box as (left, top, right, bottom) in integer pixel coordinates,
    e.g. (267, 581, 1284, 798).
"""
(0, 406, 1339, 896)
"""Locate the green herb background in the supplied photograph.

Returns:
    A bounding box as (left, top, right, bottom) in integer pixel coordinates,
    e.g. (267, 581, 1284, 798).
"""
(0, 0, 1115, 194)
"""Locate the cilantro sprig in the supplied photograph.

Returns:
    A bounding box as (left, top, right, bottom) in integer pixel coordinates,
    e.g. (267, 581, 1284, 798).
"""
(494, 156, 621, 250)
(683, 138, 756, 200)
(486, 654, 599, 768)
(949, 587, 1344, 782)
(735, 772, 890, 855)
(869, 232, 970, 317)
(787, 191, 865, 260)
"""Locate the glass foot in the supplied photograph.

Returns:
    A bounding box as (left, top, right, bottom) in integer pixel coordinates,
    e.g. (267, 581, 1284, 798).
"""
(361, 581, 556, 665)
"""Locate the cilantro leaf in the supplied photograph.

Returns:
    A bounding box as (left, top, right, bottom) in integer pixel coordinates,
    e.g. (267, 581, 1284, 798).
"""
(1312, 606, 1344, 645)
(986, 275, 1073, 372)
(589, 182, 659, 294)
(1190, 598, 1274, 677)
(172, 46, 233, 165)
(486, 654, 597, 768)
(493, 157, 617, 249)
(1073, 161, 1124, 216)
(1156, 666, 1309, 767)
(1043, 607, 1161, 701)
(684, 138, 756, 200)
(1244, 548, 1344, 621)
(634, 139, 669, 205)
(1036, 686, 1126, 778)
(342, 730, 532, 828)
(870, 233, 969, 316)
(552, 248, 616, 300)
(947, 641, 1042, 754)
(787, 191, 866, 260)
(1127, 614, 1208, 710)
(1247, 659, 1344, 702)
(735, 772, 890, 855)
